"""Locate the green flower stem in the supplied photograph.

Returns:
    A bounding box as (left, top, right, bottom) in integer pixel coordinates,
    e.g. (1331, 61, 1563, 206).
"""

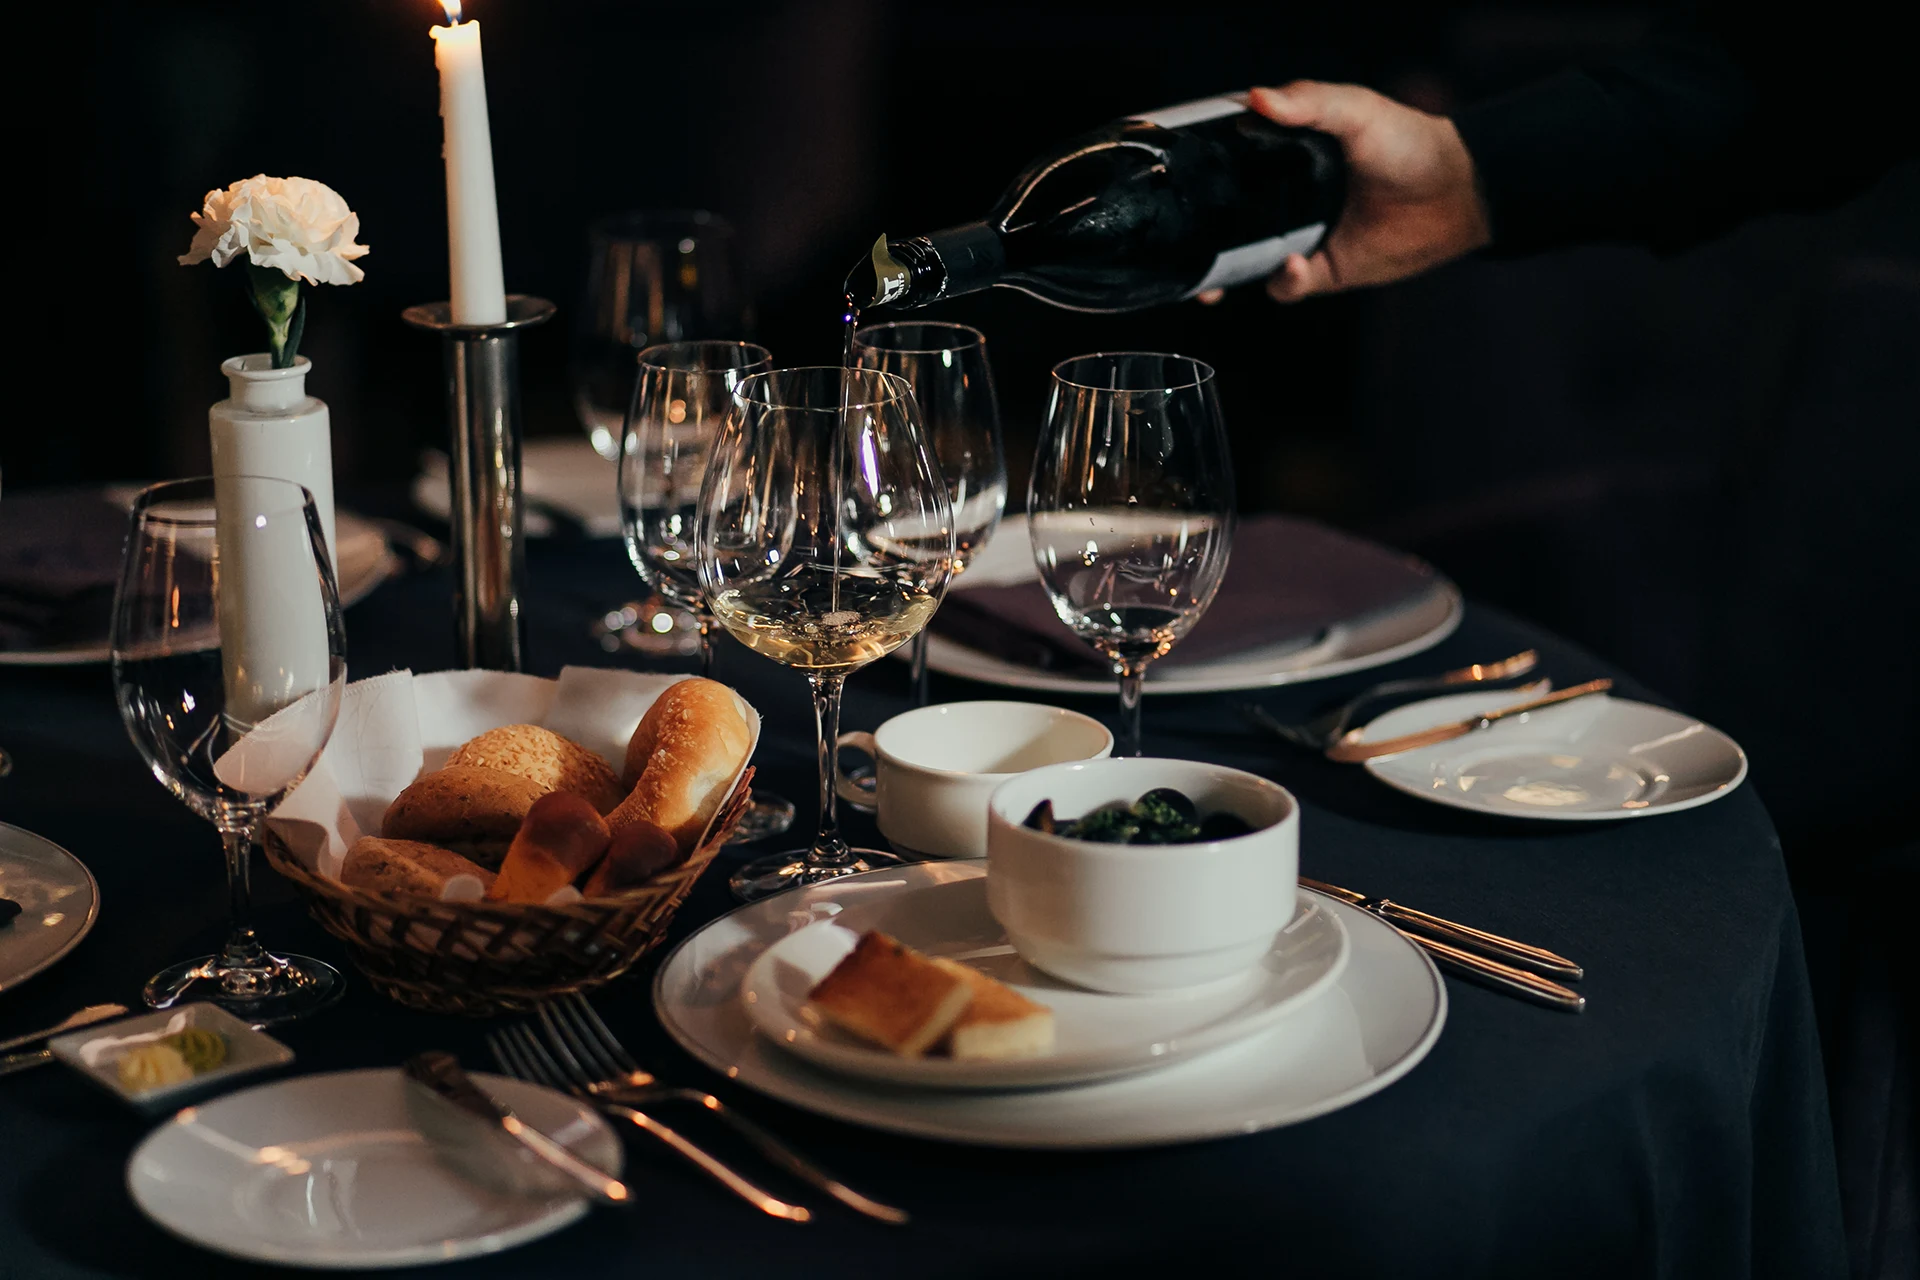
(245, 264, 304, 368)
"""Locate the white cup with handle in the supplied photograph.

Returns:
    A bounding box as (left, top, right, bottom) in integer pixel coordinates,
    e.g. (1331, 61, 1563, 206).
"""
(836, 702, 1114, 860)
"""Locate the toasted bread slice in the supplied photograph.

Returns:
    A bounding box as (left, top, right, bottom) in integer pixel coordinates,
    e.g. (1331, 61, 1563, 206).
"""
(931, 958, 1056, 1061)
(807, 932, 972, 1058)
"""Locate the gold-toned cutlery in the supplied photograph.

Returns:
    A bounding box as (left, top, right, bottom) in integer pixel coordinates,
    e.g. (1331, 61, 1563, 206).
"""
(1302, 879, 1582, 980)
(1324, 678, 1613, 763)
(1240, 650, 1541, 751)
(0, 1002, 130, 1075)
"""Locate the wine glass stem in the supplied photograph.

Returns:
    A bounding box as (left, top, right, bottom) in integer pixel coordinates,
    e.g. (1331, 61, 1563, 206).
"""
(216, 824, 269, 979)
(807, 673, 854, 867)
(1117, 664, 1148, 757)
(909, 630, 931, 709)
(696, 612, 715, 681)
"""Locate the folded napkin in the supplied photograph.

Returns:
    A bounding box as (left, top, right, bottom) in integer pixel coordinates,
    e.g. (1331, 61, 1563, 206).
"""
(0, 490, 131, 651)
(932, 515, 1438, 674)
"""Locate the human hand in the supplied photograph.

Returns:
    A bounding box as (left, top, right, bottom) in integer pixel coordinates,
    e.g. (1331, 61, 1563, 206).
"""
(1198, 81, 1490, 305)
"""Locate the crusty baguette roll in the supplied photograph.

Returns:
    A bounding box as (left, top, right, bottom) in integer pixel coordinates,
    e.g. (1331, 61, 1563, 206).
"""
(486, 791, 611, 905)
(806, 932, 973, 1058)
(381, 765, 550, 868)
(931, 958, 1055, 1061)
(580, 817, 684, 898)
(610, 678, 754, 852)
(446, 724, 624, 814)
(340, 837, 497, 899)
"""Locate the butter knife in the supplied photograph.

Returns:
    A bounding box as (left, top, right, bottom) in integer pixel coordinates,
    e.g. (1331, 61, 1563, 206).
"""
(1414, 932, 1587, 1013)
(403, 1051, 631, 1206)
(1301, 879, 1582, 981)
(1325, 679, 1613, 762)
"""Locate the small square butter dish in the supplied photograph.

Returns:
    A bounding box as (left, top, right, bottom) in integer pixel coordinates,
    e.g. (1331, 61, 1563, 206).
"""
(50, 1003, 294, 1114)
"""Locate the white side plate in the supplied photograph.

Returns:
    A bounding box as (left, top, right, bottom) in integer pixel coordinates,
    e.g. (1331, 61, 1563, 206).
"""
(1357, 690, 1748, 820)
(740, 881, 1348, 1090)
(656, 861, 1445, 1149)
(126, 1068, 619, 1270)
(0, 822, 99, 993)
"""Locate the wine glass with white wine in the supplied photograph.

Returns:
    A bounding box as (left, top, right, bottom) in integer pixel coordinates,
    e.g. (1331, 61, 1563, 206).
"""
(697, 367, 953, 900)
(1028, 352, 1235, 756)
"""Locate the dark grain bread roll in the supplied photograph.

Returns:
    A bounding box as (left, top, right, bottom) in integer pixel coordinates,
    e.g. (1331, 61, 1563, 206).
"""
(380, 765, 549, 868)
(340, 837, 496, 899)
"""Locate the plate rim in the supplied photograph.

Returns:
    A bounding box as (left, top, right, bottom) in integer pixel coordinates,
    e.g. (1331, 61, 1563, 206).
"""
(0, 821, 100, 993)
(1360, 692, 1750, 822)
(123, 1067, 608, 1270)
(923, 581, 1462, 696)
(738, 893, 1351, 1090)
(653, 863, 1448, 1149)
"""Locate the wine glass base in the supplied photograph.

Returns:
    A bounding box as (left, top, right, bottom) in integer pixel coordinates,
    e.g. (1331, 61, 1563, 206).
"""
(143, 953, 346, 1027)
(729, 847, 907, 902)
(727, 794, 798, 845)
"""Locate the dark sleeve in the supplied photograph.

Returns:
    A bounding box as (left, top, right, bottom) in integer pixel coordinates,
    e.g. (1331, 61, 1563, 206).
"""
(1453, 10, 1916, 255)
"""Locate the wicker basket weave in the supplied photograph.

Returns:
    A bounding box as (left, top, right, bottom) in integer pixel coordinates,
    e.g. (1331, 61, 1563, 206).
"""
(263, 769, 753, 1016)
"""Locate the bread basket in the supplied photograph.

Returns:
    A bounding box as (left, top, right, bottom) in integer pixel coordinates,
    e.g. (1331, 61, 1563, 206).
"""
(263, 774, 748, 1016)
(262, 667, 760, 1016)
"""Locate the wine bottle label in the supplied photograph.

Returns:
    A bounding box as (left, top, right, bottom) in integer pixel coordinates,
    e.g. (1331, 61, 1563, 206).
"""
(1131, 95, 1250, 130)
(1187, 221, 1328, 296)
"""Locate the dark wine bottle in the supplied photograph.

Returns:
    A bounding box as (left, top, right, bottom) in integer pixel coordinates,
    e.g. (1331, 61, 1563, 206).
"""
(851, 95, 1345, 314)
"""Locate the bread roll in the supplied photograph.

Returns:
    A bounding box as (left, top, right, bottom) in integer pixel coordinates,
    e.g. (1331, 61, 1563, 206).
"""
(581, 818, 684, 897)
(487, 791, 611, 905)
(381, 765, 549, 867)
(610, 678, 754, 852)
(447, 724, 624, 814)
(341, 837, 497, 899)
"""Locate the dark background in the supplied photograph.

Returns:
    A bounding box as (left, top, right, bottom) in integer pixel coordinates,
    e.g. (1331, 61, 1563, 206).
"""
(9, 5, 1918, 1264)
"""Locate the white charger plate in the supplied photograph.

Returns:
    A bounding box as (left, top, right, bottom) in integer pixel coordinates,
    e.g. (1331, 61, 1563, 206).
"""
(655, 862, 1445, 1149)
(739, 879, 1348, 1090)
(0, 822, 99, 993)
(1357, 689, 1748, 820)
(921, 515, 1462, 696)
(0, 509, 395, 667)
(126, 1068, 619, 1270)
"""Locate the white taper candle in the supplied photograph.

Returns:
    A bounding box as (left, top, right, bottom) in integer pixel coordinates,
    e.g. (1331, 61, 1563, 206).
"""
(431, 8, 507, 325)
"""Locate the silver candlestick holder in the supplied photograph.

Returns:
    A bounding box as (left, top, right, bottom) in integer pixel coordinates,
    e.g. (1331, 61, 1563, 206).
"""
(402, 295, 555, 671)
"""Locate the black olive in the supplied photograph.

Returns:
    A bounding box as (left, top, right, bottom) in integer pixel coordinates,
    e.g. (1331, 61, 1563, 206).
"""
(1024, 799, 1056, 834)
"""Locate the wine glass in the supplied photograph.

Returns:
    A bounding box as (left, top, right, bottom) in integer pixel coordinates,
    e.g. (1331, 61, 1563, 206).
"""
(619, 340, 795, 843)
(697, 367, 954, 900)
(574, 211, 750, 652)
(110, 477, 347, 1022)
(1028, 353, 1235, 756)
(852, 322, 1007, 707)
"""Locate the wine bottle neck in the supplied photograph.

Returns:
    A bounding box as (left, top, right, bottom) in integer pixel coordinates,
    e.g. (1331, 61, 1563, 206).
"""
(922, 221, 1005, 298)
(863, 221, 1005, 311)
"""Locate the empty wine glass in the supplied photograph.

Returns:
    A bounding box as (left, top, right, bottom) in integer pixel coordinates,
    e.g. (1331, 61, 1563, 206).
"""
(697, 368, 953, 900)
(852, 322, 1006, 707)
(111, 477, 347, 1022)
(575, 211, 750, 653)
(1029, 353, 1235, 756)
(619, 340, 795, 843)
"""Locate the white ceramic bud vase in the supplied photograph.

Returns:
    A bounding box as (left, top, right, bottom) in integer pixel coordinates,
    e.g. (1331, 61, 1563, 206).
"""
(209, 355, 337, 725)
(208, 354, 337, 566)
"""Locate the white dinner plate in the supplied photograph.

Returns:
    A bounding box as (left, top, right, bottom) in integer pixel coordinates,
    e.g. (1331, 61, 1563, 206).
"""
(739, 878, 1348, 1090)
(0, 821, 100, 993)
(655, 862, 1445, 1149)
(127, 1068, 621, 1270)
(0, 509, 396, 667)
(921, 514, 1462, 696)
(1357, 689, 1748, 821)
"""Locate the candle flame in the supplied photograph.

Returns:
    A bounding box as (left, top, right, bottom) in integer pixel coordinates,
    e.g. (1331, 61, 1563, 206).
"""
(437, 0, 462, 23)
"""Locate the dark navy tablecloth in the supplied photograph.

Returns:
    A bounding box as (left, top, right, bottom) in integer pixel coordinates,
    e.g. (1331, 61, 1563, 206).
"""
(0, 536, 1845, 1279)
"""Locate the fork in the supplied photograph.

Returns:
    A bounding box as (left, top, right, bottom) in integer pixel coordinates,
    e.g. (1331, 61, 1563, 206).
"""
(488, 1022, 813, 1223)
(502, 994, 909, 1224)
(1240, 649, 1541, 750)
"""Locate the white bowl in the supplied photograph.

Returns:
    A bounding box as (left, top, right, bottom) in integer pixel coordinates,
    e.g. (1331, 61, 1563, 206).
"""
(985, 758, 1300, 994)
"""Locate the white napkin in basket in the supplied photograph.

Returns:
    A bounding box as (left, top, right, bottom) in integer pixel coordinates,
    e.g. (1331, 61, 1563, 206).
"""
(268, 666, 754, 882)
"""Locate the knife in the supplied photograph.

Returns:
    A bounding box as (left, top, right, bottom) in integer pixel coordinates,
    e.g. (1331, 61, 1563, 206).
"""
(402, 1051, 631, 1206)
(1325, 679, 1613, 762)
(1301, 879, 1583, 981)
(1412, 932, 1588, 1013)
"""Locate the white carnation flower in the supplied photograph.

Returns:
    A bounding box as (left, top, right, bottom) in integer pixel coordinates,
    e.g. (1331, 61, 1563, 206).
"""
(179, 175, 369, 286)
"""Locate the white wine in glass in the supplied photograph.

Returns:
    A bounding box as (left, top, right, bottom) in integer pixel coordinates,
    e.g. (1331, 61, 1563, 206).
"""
(698, 367, 953, 900)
